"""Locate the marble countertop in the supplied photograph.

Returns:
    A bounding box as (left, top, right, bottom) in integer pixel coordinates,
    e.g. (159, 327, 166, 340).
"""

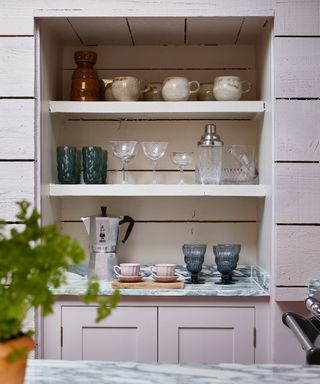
(52, 265, 269, 297)
(25, 359, 320, 383)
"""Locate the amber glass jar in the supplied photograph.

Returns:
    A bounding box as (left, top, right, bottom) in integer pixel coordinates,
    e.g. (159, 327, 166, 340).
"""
(70, 51, 99, 101)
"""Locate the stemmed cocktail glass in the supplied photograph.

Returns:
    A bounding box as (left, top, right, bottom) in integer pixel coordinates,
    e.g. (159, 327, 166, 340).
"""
(171, 151, 193, 184)
(110, 141, 138, 184)
(141, 141, 168, 184)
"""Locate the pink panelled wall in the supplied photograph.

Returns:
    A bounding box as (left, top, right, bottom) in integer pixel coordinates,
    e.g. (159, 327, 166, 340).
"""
(273, 0, 320, 364)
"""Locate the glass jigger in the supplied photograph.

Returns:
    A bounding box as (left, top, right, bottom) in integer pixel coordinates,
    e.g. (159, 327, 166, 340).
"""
(182, 244, 207, 284)
(141, 141, 168, 184)
(171, 152, 193, 184)
(110, 141, 138, 184)
(213, 244, 241, 285)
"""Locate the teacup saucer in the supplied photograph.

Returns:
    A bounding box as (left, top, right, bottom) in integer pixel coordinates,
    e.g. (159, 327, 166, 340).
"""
(117, 275, 144, 283)
(152, 274, 179, 283)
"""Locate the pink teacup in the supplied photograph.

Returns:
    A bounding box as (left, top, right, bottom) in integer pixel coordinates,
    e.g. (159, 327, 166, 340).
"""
(114, 263, 140, 277)
(151, 263, 176, 277)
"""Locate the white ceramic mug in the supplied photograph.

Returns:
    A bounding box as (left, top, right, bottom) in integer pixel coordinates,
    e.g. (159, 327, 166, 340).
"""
(150, 263, 176, 277)
(101, 78, 115, 101)
(111, 76, 143, 101)
(162, 77, 200, 101)
(113, 263, 140, 276)
(213, 76, 251, 101)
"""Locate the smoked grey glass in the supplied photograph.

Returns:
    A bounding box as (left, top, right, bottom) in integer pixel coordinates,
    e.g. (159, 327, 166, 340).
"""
(82, 146, 107, 184)
(56, 146, 81, 184)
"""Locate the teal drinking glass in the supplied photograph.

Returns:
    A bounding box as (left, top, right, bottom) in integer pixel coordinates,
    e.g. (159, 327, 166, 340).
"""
(82, 146, 107, 184)
(56, 146, 81, 184)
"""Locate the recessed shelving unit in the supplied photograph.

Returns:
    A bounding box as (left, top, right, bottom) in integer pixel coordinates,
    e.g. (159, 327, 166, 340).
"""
(49, 184, 267, 197)
(49, 101, 265, 121)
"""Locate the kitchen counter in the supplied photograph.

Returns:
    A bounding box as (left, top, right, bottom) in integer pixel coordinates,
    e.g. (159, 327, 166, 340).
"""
(52, 265, 269, 297)
(25, 359, 320, 383)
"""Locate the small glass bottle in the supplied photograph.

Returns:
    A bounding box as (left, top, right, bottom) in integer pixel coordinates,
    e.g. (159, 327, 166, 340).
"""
(195, 123, 224, 184)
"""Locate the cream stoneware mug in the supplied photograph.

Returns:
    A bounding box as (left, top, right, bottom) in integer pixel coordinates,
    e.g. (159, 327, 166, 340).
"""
(111, 76, 147, 101)
(213, 76, 251, 101)
(150, 263, 176, 277)
(114, 263, 140, 276)
(162, 77, 200, 101)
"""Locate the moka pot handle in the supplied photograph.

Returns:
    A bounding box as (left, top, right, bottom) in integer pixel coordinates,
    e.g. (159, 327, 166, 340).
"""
(119, 215, 135, 243)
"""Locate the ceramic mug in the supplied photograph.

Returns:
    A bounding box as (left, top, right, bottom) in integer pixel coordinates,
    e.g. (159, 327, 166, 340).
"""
(162, 77, 200, 101)
(150, 263, 176, 277)
(143, 82, 163, 101)
(100, 78, 115, 101)
(111, 76, 147, 101)
(197, 83, 215, 101)
(213, 76, 251, 101)
(114, 263, 140, 277)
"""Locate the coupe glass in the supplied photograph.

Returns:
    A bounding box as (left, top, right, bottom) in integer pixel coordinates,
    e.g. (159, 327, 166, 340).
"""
(171, 152, 193, 184)
(141, 141, 168, 184)
(110, 141, 138, 184)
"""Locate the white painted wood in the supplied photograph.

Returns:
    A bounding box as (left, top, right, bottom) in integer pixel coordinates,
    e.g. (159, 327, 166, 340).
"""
(274, 37, 320, 98)
(63, 45, 255, 69)
(62, 306, 157, 362)
(0, 8, 34, 35)
(275, 100, 320, 161)
(0, 37, 34, 97)
(276, 226, 320, 286)
(60, 196, 258, 221)
(61, 222, 257, 266)
(237, 17, 271, 44)
(49, 184, 266, 197)
(275, 163, 320, 223)
(158, 307, 255, 363)
(0, 162, 35, 221)
(186, 17, 243, 45)
(32, 1, 275, 17)
(39, 18, 81, 45)
(50, 101, 264, 120)
(275, 287, 309, 302)
(68, 17, 132, 45)
(275, 0, 320, 36)
(128, 17, 185, 45)
(0, 99, 34, 159)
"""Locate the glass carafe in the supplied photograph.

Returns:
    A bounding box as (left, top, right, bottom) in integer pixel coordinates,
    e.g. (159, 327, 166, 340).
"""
(195, 123, 224, 184)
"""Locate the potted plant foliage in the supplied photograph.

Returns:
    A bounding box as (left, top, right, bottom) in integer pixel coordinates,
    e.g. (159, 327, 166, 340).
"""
(0, 201, 120, 383)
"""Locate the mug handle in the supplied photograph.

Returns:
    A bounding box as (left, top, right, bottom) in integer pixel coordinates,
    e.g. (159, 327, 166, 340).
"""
(141, 83, 152, 94)
(149, 266, 157, 276)
(241, 80, 251, 94)
(189, 80, 201, 94)
(113, 265, 121, 277)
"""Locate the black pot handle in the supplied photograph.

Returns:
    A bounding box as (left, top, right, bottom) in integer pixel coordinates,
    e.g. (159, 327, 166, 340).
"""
(119, 216, 135, 243)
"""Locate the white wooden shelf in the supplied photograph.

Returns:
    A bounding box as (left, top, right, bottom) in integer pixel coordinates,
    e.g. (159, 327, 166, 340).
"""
(49, 184, 267, 197)
(49, 101, 265, 120)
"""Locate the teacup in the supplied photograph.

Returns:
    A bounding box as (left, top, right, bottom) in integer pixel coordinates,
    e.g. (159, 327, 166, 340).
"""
(100, 78, 115, 101)
(197, 83, 215, 101)
(111, 76, 143, 101)
(162, 77, 200, 101)
(150, 263, 176, 277)
(113, 263, 140, 277)
(213, 76, 251, 101)
(143, 82, 163, 101)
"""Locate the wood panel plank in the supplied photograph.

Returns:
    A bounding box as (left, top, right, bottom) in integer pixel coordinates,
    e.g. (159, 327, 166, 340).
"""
(275, 0, 320, 36)
(63, 45, 255, 69)
(275, 163, 320, 223)
(0, 99, 34, 159)
(0, 37, 34, 97)
(274, 37, 320, 98)
(0, 162, 35, 221)
(276, 226, 320, 286)
(61, 222, 257, 266)
(0, 8, 34, 35)
(275, 100, 320, 161)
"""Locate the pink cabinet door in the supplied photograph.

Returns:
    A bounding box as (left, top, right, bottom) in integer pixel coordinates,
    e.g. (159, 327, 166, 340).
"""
(61, 306, 157, 362)
(158, 307, 255, 364)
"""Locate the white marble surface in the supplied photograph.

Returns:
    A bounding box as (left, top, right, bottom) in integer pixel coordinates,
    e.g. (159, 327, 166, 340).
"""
(53, 265, 269, 297)
(25, 359, 320, 383)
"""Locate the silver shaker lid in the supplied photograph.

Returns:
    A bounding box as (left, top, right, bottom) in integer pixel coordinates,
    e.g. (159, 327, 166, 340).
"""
(198, 123, 224, 147)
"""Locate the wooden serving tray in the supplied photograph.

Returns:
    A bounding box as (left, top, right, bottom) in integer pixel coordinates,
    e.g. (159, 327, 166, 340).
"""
(112, 278, 184, 289)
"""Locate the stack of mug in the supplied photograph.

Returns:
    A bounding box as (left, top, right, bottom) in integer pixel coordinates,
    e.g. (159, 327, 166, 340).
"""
(100, 76, 251, 102)
(57, 146, 107, 184)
